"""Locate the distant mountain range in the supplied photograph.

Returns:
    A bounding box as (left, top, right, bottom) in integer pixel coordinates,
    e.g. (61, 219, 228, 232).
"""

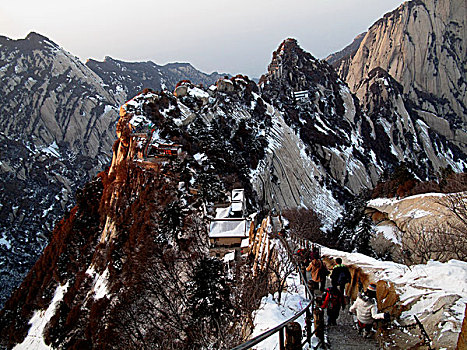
(0, 0, 466, 347)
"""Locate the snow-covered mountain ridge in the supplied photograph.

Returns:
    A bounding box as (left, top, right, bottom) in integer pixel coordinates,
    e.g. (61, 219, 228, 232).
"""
(0, 32, 226, 308)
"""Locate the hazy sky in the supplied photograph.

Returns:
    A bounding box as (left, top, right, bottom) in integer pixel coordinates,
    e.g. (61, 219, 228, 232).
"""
(1, 0, 405, 77)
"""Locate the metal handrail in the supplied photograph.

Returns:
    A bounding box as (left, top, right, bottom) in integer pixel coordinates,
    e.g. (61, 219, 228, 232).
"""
(231, 236, 315, 350)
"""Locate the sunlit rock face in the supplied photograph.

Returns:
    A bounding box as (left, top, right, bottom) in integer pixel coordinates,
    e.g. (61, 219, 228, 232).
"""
(340, 0, 467, 150)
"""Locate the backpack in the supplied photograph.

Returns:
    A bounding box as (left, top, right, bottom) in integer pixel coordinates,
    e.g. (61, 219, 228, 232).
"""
(337, 269, 348, 284)
(319, 263, 329, 277)
(323, 287, 341, 309)
(332, 265, 350, 285)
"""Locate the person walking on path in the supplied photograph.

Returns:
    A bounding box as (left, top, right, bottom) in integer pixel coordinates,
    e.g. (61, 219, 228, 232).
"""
(306, 253, 328, 292)
(349, 283, 390, 338)
(321, 280, 345, 326)
(330, 258, 351, 296)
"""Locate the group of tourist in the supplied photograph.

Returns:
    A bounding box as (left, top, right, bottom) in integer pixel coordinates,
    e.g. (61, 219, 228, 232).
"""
(297, 247, 390, 338)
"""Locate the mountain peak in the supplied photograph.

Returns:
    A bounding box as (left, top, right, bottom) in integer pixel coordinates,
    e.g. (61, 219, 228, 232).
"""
(25, 31, 49, 42)
(260, 37, 342, 102)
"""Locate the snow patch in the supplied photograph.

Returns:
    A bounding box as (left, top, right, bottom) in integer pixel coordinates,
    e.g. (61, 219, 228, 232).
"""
(14, 282, 69, 350)
(86, 266, 110, 300)
(39, 141, 60, 158)
(251, 271, 311, 349)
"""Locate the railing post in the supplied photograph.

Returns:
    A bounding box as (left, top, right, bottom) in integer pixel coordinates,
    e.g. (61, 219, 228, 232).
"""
(285, 322, 302, 349)
(313, 298, 325, 346)
(279, 327, 285, 350)
(305, 308, 312, 345)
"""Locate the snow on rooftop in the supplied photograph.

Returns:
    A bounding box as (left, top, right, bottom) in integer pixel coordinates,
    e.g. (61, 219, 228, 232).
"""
(129, 114, 150, 127)
(209, 220, 248, 238)
(188, 87, 209, 99)
(215, 206, 231, 219)
(232, 189, 244, 201)
(14, 282, 69, 350)
(231, 201, 243, 212)
(223, 251, 235, 263)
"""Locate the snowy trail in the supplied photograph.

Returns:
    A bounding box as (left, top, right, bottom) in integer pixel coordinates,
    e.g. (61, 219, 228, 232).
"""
(325, 304, 380, 349)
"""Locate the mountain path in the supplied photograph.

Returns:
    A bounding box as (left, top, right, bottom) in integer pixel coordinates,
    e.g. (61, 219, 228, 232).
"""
(324, 304, 381, 349)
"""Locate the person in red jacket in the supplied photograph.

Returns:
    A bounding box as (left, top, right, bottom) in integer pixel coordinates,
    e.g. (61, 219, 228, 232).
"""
(320, 280, 345, 326)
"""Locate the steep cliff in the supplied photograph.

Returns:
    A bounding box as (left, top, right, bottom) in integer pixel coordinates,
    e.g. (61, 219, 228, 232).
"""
(257, 39, 465, 222)
(340, 0, 467, 150)
(0, 32, 229, 308)
(0, 88, 256, 349)
(325, 31, 366, 78)
(0, 32, 118, 307)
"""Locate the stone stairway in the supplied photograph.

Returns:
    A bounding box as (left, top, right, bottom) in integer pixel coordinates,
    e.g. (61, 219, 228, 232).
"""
(324, 304, 380, 349)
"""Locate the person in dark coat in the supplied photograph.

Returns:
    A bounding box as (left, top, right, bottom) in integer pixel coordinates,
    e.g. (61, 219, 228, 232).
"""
(330, 258, 351, 296)
(320, 279, 345, 326)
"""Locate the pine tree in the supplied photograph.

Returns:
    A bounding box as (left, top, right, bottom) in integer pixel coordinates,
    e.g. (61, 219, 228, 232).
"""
(187, 257, 232, 332)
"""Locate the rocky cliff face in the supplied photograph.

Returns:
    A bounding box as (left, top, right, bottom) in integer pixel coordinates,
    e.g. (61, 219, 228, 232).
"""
(325, 31, 366, 76)
(0, 32, 231, 308)
(0, 32, 118, 308)
(256, 39, 465, 222)
(339, 0, 467, 150)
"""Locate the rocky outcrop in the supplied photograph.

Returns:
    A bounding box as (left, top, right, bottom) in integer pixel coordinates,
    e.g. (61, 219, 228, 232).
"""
(0, 32, 118, 307)
(257, 39, 465, 222)
(325, 32, 366, 78)
(259, 39, 382, 204)
(341, 0, 467, 150)
(356, 67, 466, 175)
(0, 32, 118, 159)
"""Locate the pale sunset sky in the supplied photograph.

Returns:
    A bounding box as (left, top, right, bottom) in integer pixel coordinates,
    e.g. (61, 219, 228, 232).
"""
(0, 0, 405, 77)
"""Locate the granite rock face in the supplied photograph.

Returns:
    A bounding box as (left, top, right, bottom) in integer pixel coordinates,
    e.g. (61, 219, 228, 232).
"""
(339, 0, 467, 150)
(0, 33, 119, 307)
(257, 39, 465, 220)
(0, 32, 118, 160)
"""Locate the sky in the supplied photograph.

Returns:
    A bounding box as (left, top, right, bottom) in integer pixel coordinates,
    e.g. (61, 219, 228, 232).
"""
(0, 0, 405, 78)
